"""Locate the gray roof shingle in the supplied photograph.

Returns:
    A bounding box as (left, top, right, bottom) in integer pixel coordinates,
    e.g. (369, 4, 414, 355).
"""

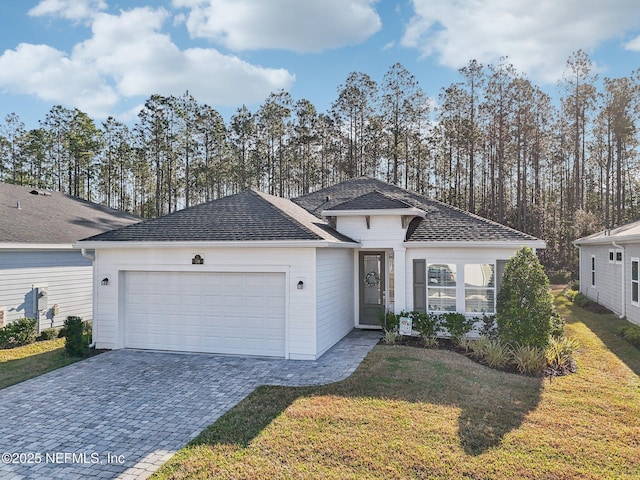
(0, 182, 140, 244)
(82, 190, 355, 243)
(326, 190, 415, 211)
(293, 177, 541, 243)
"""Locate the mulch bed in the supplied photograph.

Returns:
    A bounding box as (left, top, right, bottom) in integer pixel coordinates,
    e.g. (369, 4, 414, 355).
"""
(378, 335, 575, 378)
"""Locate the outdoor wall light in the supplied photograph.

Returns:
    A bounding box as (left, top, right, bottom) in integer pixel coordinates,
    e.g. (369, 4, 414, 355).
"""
(101, 277, 110, 286)
(297, 280, 304, 290)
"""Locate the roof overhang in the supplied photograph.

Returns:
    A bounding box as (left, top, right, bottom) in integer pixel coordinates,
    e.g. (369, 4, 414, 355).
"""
(573, 234, 640, 246)
(321, 207, 425, 217)
(0, 243, 77, 251)
(404, 240, 546, 249)
(74, 240, 360, 250)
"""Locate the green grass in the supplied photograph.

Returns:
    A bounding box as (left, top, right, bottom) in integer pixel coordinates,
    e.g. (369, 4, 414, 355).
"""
(0, 338, 86, 389)
(154, 291, 640, 479)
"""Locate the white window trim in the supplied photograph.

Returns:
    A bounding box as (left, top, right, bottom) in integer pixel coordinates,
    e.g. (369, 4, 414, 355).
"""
(591, 255, 596, 287)
(609, 249, 615, 264)
(631, 257, 639, 307)
(609, 249, 623, 264)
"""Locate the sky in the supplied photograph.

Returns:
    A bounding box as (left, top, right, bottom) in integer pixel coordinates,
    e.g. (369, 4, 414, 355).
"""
(2, 0, 640, 130)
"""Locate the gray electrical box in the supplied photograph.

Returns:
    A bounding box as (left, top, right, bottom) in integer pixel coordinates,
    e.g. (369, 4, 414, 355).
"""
(35, 287, 48, 311)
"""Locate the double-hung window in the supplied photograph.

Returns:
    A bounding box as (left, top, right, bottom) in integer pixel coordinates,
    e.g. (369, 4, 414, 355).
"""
(464, 264, 495, 314)
(427, 264, 457, 312)
(591, 255, 596, 287)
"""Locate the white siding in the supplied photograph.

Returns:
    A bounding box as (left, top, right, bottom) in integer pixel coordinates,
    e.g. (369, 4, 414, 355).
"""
(623, 244, 640, 325)
(316, 248, 354, 356)
(93, 246, 320, 359)
(579, 244, 623, 316)
(0, 251, 92, 329)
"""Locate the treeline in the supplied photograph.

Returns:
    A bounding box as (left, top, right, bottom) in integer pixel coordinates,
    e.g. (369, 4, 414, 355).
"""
(1, 51, 639, 272)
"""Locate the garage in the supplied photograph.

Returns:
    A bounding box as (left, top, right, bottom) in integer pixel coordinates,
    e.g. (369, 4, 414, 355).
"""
(123, 271, 286, 357)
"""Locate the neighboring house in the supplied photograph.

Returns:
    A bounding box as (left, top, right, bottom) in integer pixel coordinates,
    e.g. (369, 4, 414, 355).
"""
(0, 183, 140, 331)
(573, 220, 640, 325)
(77, 177, 544, 360)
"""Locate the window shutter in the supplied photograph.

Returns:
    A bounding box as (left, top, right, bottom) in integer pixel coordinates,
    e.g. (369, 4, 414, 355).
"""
(413, 259, 426, 312)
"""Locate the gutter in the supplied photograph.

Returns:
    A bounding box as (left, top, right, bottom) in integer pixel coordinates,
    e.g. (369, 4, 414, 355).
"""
(612, 240, 626, 318)
(80, 248, 95, 261)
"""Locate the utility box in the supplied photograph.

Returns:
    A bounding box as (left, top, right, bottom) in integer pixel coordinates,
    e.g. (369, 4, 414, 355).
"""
(34, 287, 48, 312)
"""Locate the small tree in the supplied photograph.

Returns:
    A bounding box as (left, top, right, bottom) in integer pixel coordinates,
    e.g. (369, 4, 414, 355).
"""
(64, 316, 85, 357)
(496, 247, 554, 349)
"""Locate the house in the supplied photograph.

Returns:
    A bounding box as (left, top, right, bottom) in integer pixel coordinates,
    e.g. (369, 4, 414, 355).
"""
(76, 177, 544, 359)
(0, 182, 140, 331)
(573, 219, 640, 325)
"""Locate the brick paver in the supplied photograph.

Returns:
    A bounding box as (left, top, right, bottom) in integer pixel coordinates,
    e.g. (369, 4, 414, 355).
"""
(0, 329, 380, 479)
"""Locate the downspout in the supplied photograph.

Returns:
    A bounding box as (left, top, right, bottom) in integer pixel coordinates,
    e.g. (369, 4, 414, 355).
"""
(612, 241, 626, 318)
(80, 248, 97, 347)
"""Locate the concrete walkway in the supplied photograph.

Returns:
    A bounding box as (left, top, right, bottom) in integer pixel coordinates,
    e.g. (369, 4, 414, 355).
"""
(0, 329, 381, 480)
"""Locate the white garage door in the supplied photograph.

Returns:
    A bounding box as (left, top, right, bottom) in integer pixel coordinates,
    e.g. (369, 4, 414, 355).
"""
(124, 271, 286, 357)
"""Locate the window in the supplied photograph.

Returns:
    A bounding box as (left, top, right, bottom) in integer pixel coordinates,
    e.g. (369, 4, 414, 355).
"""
(591, 255, 596, 287)
(464, 264, 495, 314)
(427, 263, 457, 311)
(609, 249, 623, 264)
(632, 258, 639, 305)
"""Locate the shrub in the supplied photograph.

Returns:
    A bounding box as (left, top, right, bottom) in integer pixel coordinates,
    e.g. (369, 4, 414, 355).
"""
(383, 329, 398, 345)
(477, 314, 498, 340)
(471, 336, 491, 359)
(496, 247, 555, 349)
(378, 310, 399, 333)
(620, 324, 640, 348)
(548, 270, 572, 284)
(545, 336, 579, 371)
(483, 340, 510, 368)
(411, 311, 441, 340)
(64, 316, 86, 357)
(564, 289, 579, 302)
(573, 293, 591, 308)
(38, 328, 59, 341)
(441, 312, 474, 344)
(0, 318, 38, 349)
(511, 344, 547, 376)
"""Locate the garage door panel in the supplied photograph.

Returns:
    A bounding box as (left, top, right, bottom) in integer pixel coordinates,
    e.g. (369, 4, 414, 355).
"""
(124, 271, 286, 357)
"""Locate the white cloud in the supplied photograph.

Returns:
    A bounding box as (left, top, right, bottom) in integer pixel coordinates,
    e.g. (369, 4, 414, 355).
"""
(402, 0, 640, 83)
(0, 6, 295, 119)
(28, 0, 107, 22)
(624, 35, 640, 51)
(172, 0, 382, 52)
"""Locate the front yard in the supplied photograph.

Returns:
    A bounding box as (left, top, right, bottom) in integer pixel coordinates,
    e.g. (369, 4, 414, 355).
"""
(154, 290, 640, 479)
(0, 338, 82, 389)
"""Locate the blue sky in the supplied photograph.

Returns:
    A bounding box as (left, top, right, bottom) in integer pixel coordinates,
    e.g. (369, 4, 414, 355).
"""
(2, 0, 640, 130)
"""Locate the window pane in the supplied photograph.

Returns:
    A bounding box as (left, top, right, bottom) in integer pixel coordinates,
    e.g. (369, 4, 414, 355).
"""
(428, 264, 456, 286)
(633, 282, 639, 303)
(464, 264, 495, 288)
(616, 251, 623, 262)
(428, 288, 456, 311)
(632, 261, 638, 281)
(465, 288, 495, 313)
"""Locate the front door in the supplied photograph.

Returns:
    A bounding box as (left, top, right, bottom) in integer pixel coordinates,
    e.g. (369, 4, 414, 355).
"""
(359, 251, 386, 326)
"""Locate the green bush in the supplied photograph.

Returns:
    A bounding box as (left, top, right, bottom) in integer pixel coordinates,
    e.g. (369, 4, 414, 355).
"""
(64, 316, 86, 357)
(483, 340, 510, 368)
(573, 293, 591, 308)
(441, 312, 474, 344)
(496, 247, 555, 349)
(0, 318, 38, 349)
(37, 328, 59, 341)
(548, 270, 572, 284)
(471, 336, 491, 359)
(545, 336, 579, 371)
(378, 310, 399, 333)
(476, 314, 498, 340)
(620, 324, 640, 348)
(510, 344, 547, 376)
(564, 289, 579, 302)
(410, 311, 441, 340)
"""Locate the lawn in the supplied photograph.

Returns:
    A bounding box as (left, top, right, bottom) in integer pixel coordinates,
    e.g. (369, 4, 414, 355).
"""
(0, 338, 85, 389)
(154, 290, 640, 479)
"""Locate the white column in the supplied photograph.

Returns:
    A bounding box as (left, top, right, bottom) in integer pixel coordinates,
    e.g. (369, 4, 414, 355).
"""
(393, 246, 407, 313)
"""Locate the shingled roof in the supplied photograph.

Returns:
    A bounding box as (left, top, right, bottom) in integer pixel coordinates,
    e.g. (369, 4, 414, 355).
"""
(325, 190, 415, 211)
(293, 177, 542, 243)
(0, 182, 140, 244)
(81, 189, 355, 243)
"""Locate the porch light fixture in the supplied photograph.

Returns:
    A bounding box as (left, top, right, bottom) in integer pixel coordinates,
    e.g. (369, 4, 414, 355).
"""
(297, 280, 304, 290)
(101, 277, 110, 286)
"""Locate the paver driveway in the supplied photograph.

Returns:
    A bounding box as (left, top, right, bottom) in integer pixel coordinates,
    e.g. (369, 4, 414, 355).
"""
(0, 329, 380, 480)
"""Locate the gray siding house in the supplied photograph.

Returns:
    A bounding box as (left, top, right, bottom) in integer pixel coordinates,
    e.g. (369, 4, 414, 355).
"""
(574, 219, 640, 325)
(0, 183, 139, 331)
